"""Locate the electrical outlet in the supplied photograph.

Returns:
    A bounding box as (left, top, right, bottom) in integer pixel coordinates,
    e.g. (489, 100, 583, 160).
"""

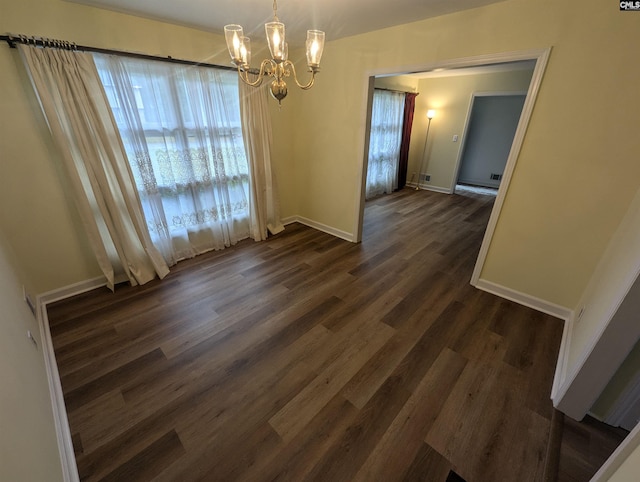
(421, 174, 431, 182)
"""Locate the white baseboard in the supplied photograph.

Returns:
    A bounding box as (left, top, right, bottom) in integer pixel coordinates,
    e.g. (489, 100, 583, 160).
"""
(282, 216, 355, 242)
(38, 276, 107, 306)
(405, 182, 452, 194)
(35, 276, 106, 482)
(474, 278, 572, 320)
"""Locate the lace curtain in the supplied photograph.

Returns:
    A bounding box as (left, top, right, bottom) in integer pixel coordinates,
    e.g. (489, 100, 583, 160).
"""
(366, 89, 405, 199)
(94, 55, 251, 265)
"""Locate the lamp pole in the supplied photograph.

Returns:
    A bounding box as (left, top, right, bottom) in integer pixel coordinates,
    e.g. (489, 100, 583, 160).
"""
(416, 110, 435, 190)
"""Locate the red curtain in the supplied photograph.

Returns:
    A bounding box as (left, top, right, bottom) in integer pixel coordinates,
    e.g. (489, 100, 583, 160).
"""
(397, 92, 418, 190)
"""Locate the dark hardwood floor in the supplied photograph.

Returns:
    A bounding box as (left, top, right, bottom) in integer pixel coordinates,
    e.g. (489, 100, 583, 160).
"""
(557, 415, 628, 482)
(48, 187, 568, 481)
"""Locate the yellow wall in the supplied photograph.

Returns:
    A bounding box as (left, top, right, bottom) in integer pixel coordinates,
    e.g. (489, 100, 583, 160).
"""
(0, 236, 63, 481)
(408, 68, 533, 191)
(288, 0, 640, 308)
(268, 82, 302, 221)
(606, 429, 640, 482)
(608, 445, 640, 482)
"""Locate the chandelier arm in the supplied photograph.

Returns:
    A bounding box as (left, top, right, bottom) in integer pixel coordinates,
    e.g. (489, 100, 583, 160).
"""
(237, 59, 275, 87)
(237, 68, 263, 87)
(283, 60, 316, 90)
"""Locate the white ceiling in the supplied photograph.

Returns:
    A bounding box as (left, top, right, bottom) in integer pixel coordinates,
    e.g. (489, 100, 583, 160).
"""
(65, 0, 506, 46)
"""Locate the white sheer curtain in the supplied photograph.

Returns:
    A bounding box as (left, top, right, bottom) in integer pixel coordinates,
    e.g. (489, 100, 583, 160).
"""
(18, 44, 169, 290)
(366, 89, 405, 199)
(239, 81, 284, 240)
(94, 55, 252, 265)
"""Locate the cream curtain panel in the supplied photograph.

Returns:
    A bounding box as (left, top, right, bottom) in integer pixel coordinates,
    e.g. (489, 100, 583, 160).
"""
(18, 44, 169, 290)
(239, 81, 284, 240)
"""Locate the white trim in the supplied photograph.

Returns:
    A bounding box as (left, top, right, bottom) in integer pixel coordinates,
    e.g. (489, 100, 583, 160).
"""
(364, 48, 555, 79)
(35, 276, 106, 482)
(551, 313, 573, 402)
(405, 181, 451, 194)
(591, 420, 640, 482)
(470, 48, 551, 285)
(38, 276, 107, 305)
(474, 278, 572, 320)
(281, 216, 298, 226)
(353, 77, 377, 243)
(282, 216, 355, 242)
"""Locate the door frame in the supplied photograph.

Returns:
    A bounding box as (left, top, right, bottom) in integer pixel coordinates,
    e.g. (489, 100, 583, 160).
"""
(353, 48, 552, 288)
(450, 91, 528, 193)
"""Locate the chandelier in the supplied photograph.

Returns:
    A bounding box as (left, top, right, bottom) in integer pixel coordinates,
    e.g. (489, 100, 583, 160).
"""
(224, 0, 325, 104)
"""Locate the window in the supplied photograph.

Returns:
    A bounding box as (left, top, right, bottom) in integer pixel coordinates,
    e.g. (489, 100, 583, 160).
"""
(366, 89, 405, 199)
(95, 55, 250, 263)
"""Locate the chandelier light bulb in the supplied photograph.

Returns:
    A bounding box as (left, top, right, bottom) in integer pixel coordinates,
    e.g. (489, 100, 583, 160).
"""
(240, 37, 251, 67)
(224, 25, 244, 63)
(233, 33, 240, 52)
(305, 30, 325, 68)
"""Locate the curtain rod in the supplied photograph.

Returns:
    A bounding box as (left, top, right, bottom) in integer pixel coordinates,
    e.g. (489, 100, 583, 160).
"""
(374, 87, 419, 95)
(0, 33, 236, 72)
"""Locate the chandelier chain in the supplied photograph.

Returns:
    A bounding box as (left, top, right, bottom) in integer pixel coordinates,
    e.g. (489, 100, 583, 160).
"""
(273, 0, 279, 21)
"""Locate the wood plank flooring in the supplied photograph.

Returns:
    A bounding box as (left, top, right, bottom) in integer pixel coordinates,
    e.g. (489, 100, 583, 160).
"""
(557, 415, 629, 482)
(48, 187, 565, 481)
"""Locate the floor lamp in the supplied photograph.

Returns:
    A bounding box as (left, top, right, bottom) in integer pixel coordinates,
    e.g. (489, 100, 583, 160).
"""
(416, 109, 436, 190)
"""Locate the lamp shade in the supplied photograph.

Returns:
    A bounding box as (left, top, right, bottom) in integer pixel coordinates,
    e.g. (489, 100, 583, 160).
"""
(265, 21, 286, 61)
(305, 30, 325, 68)
(224, 25, 244, 63)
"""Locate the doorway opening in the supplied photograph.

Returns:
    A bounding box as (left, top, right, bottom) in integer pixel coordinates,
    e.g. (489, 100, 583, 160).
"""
(355, 48, 551, 287)
(453, 92, 527, 195)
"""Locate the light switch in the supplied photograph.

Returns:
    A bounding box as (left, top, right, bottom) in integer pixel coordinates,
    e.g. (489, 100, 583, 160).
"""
(452, 135, 459, 142)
